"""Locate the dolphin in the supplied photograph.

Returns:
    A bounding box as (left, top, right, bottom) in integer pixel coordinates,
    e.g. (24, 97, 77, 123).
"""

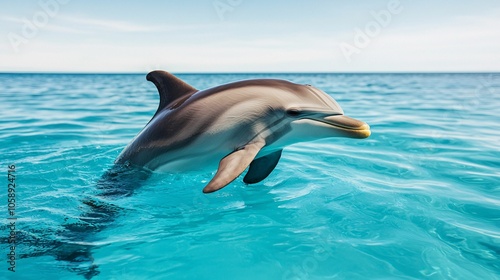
(115, 70, 371, 193)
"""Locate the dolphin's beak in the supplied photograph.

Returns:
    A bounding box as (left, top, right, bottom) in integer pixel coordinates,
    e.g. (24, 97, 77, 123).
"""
(321, 115, 371, 139)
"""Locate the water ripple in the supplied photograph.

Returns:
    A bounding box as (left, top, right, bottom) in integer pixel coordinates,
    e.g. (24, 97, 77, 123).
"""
(1, 73, 499, 279)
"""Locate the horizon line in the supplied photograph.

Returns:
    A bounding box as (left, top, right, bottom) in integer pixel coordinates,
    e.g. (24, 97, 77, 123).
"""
(1, 71, 500, 75)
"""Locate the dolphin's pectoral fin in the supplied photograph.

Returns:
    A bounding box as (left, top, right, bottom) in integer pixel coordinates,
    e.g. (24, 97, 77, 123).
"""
(203, 142, 264, 193)
(146, 70, 198, 114)
(243, 150, 282, 184)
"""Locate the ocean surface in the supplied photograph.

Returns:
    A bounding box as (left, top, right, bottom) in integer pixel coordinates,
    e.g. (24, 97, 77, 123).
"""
(0, 73, 499, 280)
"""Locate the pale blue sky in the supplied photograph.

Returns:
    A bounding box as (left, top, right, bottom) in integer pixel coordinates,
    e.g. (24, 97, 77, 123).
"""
(1, 0, 499, 72)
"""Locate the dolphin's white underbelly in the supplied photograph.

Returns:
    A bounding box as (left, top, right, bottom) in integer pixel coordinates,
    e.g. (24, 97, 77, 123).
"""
(143, 127, 256, 172)
(153, 153, 222, 173)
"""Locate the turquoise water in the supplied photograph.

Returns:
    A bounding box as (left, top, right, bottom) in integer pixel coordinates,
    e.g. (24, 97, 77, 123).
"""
(1, 73, 499, 279)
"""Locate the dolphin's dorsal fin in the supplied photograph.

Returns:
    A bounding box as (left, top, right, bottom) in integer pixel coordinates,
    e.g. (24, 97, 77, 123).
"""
(146, 70, 198, 112)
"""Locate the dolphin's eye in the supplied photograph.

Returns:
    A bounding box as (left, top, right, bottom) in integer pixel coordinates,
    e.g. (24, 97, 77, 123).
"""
(286, 108, 302, 117)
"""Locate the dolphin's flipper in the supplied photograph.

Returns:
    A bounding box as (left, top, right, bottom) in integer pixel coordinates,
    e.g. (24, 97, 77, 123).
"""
(146, 70, 198, 114)
(243, 150, 282, 184)
(203, 142, 265, 193)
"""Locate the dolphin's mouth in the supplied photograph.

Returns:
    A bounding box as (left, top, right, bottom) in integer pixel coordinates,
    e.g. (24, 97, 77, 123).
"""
(312, 115, 371, 139)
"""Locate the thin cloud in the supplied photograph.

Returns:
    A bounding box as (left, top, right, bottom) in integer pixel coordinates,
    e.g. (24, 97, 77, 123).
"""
(58, 15, 207, 33)
(0, 15, 23, 23)
(0, 14, 202, 34)
(58, 15, 161, 32)
(0, 15, 88, 34)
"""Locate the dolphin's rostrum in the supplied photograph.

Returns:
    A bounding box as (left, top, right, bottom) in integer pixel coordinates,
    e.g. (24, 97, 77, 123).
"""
(116, 70, 371, 193)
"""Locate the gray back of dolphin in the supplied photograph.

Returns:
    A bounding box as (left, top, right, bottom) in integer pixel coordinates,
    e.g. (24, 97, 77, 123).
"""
(116, 74, 333, 167)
